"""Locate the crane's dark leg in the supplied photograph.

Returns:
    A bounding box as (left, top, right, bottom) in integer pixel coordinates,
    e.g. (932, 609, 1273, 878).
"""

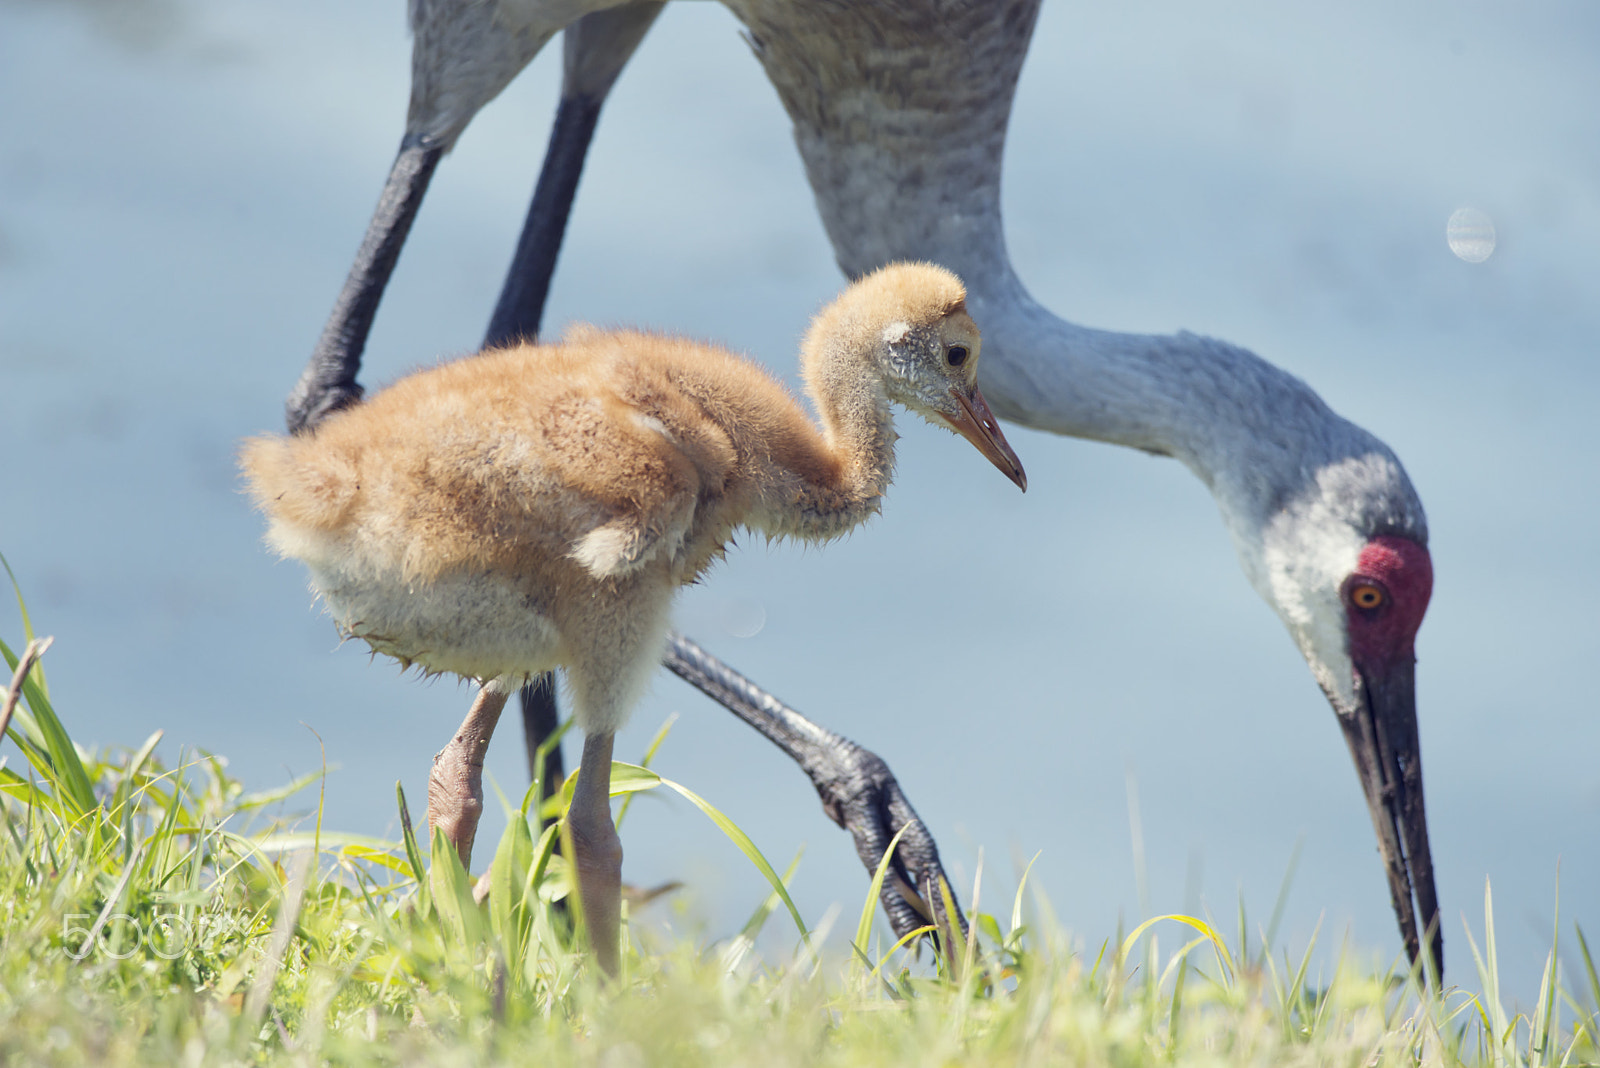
(517, 674, 565, 806)
(481, 93, 600, 348)
(478, 2, 666, 812)
(482, 1, 665, 350)
(288, 135, 443, 434)
(663, 632, 966, 944)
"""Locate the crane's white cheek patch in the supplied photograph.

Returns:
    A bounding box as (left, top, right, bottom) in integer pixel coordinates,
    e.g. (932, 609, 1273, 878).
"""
(882, 321, 911, 345)
(1262, 522, 1363, 714)
(1295, 596, 1360, 713)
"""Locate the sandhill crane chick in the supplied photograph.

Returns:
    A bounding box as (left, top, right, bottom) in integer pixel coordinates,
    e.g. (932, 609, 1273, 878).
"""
(241, 261, 1026, 976)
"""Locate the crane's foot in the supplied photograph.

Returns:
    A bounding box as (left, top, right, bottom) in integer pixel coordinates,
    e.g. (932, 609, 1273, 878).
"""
(809, 738, 966, 946)
(660, 632, 965, 948)
(427, 682, 510, 869)
(569, 731, 623, 977)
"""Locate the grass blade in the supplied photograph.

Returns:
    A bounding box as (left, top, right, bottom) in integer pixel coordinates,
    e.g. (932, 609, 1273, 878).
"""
(528, 717, 573, 834)
(1, 636, 51, 745)
(1576, 923, 1599, 1018)
(80, 841, 148, 959)
(430, 825, 485, 948)
(1120, 914, 1237, 988)
(338, 843, 413, 877)
(490, 806, 535, 970)
(243, 849, 314, 1029)
(108, 729, 163, 824)
(542, 760, 661, 823)
(2, 640, 94, 817)
(236, 769, 327, 812)
(852, 822, 911, 966)
(1286, 914, 1323, 1023)
(616, 714, 676, 830)
(1533, 873, 1561, 1068)
(936, 876, 965, 983)
(1168, 935, 1199, 1051)
(1011, 851, 1041, 937)
(869, 924, 938, 984)
(655, 775, 809, 945)
(721, 846, 805, 974)
(1261, 832, 1304, 963)
(244, 830, 402, 854)
(959, 852, 983, 989)
(0, 552, 46, 697)
(396, 781, 430, 916)
(1463, 880, 1511, 1068)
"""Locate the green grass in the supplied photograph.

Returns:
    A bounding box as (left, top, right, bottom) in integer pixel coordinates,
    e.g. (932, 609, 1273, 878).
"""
(2, 576, 1597, 1066)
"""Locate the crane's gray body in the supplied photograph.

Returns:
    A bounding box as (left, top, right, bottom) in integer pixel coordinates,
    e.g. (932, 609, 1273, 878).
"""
(306, 0, 1440, 975)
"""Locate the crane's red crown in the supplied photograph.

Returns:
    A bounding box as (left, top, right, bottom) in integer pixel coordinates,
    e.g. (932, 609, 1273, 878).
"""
(1343, 535, 1433, 666)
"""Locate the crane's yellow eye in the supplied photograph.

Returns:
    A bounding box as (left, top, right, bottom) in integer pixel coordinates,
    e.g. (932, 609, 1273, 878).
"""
(947, 345, 969, 367)
(1351, 584, 1385, 610)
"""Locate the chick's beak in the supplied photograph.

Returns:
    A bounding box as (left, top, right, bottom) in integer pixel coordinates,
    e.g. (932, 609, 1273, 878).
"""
(943, 386, 1027, 491)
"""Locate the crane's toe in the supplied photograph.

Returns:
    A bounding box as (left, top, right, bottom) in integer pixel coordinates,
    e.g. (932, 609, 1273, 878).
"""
(816, 741, 967, 946)
(660, 632, 970, 949)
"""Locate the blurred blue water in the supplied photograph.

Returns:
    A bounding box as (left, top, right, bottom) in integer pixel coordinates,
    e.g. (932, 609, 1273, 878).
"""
(1, 0, 1595, 1001)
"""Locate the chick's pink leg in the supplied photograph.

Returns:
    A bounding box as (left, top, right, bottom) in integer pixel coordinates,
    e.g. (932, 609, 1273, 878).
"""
(570, 731, 622, 976)
(427, 682, 510, 868)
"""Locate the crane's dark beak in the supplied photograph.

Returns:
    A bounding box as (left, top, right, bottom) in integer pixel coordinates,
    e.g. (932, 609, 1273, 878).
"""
(944, 386, 1027, 491)
(1336, 654, 1442, 987)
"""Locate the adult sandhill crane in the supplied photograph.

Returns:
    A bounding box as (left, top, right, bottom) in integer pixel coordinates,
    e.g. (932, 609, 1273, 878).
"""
(287, 0, 1441, 981)
(248, 262, 1027, 976)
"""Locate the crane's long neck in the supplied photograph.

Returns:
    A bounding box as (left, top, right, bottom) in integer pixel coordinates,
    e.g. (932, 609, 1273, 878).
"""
(737, 0, 1200, 465)
(734, 0, 1408, 559)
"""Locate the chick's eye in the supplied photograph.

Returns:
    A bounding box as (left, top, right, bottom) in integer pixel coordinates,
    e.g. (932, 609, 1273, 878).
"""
(946, 345, 969, 367)
(1350, 584, 1385, 610)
